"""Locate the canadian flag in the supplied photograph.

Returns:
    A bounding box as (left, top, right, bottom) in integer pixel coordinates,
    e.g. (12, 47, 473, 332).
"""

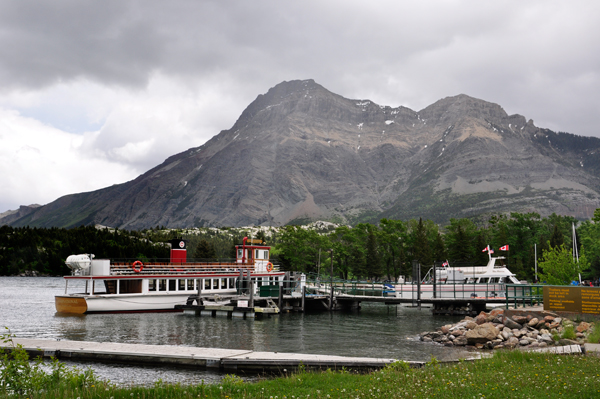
(482, 247, 488, 252)
(442, 261, 449, 267)
(499, 245, 509, 251)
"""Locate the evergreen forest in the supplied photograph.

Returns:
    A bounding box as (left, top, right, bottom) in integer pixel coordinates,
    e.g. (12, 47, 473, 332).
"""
(2, 211, 600, 283)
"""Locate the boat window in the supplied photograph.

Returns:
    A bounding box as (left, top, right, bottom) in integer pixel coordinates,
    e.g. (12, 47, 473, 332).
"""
(187, 279, 194, 290)
(221, 278, 227, 289)
(255, 249, 260, 259)
(168, 279, 176, 291)
(256, 277, 262, 287)
(104, 280, 117, 294)
(158, 279, 167, 291)
(489, 277, 500, 284)
(178, 279, 186, 290)
(229, 278, 235, 288)
(479, 278, 489, 283)
(466, 277, 476, 284)
(148, 279, 156, 291)
(205, 279, 211, 290)
(213, 279, 218, 289)
(120, 279, 142, 294)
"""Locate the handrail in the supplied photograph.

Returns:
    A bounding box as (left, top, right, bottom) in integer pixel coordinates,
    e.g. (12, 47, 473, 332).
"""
(505, 284, 544, 309)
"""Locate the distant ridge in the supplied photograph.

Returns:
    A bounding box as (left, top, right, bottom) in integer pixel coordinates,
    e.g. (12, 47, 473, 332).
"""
(4, 79, 600, 229)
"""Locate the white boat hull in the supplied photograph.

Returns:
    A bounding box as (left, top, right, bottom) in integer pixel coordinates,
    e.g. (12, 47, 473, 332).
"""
(56, 292, 203, 314)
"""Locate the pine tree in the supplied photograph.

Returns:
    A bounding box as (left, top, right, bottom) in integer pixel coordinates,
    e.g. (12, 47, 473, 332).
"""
(412, 218, 432, 266)
(550, 224, 564, 248)
(194, 239, 216, 260)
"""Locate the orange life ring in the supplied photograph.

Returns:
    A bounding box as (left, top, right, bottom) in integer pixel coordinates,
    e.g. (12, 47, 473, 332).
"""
(132, 260, 144, 273)
(266, 262, 273, 272)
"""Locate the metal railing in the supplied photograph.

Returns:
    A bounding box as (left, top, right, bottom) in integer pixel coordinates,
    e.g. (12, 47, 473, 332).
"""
(305, 276, 509, 300)
(505, 284, 544, 309)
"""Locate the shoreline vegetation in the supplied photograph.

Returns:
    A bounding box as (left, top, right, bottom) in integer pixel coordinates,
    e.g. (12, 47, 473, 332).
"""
(3, 327, 600, 398)
(3, 210, 600, 287)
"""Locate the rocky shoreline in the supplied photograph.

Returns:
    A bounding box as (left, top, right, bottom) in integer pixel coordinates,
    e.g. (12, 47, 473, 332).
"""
(420, 308, 593, 350)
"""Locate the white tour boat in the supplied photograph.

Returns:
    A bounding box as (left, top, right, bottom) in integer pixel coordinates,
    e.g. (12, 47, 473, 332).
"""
(55, 238, 285, 314)
(391, 248, 521, 299)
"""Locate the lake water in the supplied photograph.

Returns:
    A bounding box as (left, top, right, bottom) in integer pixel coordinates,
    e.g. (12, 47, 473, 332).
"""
(0, 277, 475, 386)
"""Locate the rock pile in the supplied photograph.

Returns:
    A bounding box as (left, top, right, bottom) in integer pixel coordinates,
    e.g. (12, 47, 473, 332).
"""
(420, 308, 593, 350)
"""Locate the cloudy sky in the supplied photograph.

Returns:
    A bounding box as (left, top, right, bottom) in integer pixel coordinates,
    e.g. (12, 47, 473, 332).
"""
(1, 1, 599, 213)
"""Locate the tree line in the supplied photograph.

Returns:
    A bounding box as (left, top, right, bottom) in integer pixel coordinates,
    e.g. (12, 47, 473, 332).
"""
(0, 225, 169, 275)
(274, 212, 600, 283)
(2, 210, 600, 283)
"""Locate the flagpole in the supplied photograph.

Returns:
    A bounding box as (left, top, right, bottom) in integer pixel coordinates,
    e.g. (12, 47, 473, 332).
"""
(534, 243, 537, 283)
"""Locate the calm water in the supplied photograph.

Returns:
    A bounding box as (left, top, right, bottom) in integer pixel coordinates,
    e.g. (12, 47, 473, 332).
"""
(0, 277, 474, 385)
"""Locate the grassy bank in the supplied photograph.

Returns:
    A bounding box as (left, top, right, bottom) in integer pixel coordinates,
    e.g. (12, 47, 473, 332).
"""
(3, 343, 600, 398)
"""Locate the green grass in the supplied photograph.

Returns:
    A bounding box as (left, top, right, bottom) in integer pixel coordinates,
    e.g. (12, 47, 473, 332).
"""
(562, 325, 577, 340)
(3, 347, 600, 398)
(588, 322, 600, 344)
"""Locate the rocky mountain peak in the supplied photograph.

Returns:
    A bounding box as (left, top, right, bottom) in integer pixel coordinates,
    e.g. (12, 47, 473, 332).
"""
(4, 80, 600, 229)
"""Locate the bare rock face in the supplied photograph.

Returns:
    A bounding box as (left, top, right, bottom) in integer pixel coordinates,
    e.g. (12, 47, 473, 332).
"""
(8, 79, 600, 229)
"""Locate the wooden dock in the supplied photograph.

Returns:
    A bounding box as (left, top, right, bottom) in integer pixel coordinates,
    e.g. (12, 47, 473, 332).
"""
(4, 338, 405, 373)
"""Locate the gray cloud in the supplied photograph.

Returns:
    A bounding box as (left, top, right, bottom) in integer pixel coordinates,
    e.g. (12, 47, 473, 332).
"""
(1, 0, 600, 212)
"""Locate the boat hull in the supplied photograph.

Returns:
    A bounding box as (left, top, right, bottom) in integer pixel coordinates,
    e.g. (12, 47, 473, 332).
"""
(55, 296, 88, 314)
(55, 293, 200, 314)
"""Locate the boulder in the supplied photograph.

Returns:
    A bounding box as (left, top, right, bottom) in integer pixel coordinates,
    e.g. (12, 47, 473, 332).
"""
(503, 317, 522, 330)
(453, 336, 468, 346)
(440, 324, 451, 334)
(489, 308, 504, 317)
(528, 318, 539, 327)
(474, 314, 487, 325)
(577, 322, 591, 333)
(505, 337, 519, 348)
(544, 315, 555, 322)
(519, 339, 530, 346)
(512, 315, 528, 324)
(536, 320, 546, 329)
(465, 323, 500, 344)
(465, 321, 477, 330)
(513, 329, 525, 338)
(539, 333, 554, 343)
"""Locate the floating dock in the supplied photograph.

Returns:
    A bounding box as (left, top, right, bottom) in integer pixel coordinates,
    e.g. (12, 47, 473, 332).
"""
(4, 338, 403, 373)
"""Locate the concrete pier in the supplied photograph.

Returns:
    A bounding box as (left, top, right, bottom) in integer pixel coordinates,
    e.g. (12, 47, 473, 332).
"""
(4, 338, 404, 373)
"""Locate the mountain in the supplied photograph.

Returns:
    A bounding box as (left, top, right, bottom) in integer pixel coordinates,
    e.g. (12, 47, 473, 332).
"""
(4, 79, 600, 229)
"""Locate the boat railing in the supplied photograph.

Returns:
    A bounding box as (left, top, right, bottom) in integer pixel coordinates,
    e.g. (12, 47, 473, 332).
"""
(110, 262, 255, 275)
